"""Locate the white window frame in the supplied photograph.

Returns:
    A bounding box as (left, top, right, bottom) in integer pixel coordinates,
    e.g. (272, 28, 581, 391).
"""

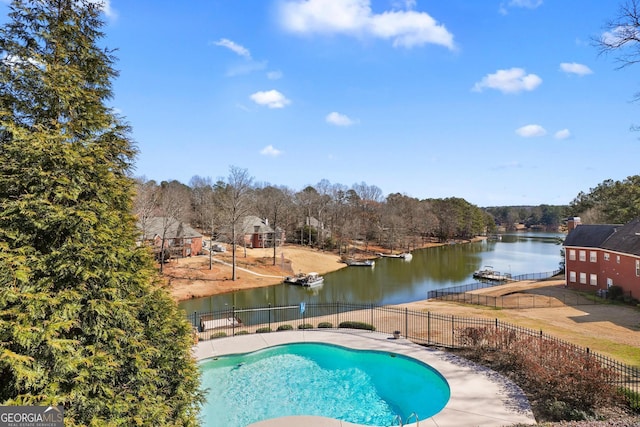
(604, 253, 610, 261)
(579, 250, 586, 262)
(590, 251, 597, 262)
(579, 272, 587, 284)
(589, 274, 597, 286)
(569, 271, 576, 282)
(569, 250, 576, 261)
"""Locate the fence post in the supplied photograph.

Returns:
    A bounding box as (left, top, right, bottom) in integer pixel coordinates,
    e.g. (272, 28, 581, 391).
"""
(193, 311, 197, 331)
(268, 303, 271, 331)
(232, 306, 236, 336)
(451, 314, 455, 347)
(371, 303, 374, 329)
(405, 307, 408, 339)
(427, 311, 431, 344)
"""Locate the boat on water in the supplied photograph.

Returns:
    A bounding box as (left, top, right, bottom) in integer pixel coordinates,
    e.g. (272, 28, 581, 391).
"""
(472, 266, 512, 281)
(377, 252, 412, 260)
(345, 259, 375, 267)
(284, 272, 324, 287)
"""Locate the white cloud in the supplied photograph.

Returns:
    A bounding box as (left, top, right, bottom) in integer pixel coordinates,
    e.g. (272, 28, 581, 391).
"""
(326, 112, 356, 126)
(499, 0, 542, 15)
(516, 124, 546, 137)
(472, 68, 542, 94)
(213, 38, 252, 59)
(225, 60, 267, 77)
(600, 25, 640, 47)
(87, 0, 116, 19)
(250, 90, 291, 108)
(260, 145, 283, 157)
(267, 70, 283, 80)
(2, 54, 42, 69)
(560, 62, 593, 76)
(508, 0, 543, 8)
(279, 0, 455, 49)
(554, 129, 571, 140)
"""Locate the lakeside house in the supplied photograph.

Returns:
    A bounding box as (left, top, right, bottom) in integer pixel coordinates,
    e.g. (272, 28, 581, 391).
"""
(137, 217, 203, 259)
(240, 215, 284, 249)
(563, 217, 640, 299)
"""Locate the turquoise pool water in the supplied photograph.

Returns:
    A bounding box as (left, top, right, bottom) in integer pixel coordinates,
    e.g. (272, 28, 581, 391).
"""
(199, 342, 450, 427)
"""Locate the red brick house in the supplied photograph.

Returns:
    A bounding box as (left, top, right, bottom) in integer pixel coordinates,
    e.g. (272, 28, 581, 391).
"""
(138, 217, 203, 259)
(563, 217, 640, 298)
(240, 216, 284, 248)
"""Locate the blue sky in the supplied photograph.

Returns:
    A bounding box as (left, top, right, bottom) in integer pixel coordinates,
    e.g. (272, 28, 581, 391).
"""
(2, 0, 640, 207)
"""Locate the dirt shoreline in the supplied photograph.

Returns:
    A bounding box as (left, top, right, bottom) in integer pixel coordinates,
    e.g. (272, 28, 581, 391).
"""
(163, 241, 450, 302)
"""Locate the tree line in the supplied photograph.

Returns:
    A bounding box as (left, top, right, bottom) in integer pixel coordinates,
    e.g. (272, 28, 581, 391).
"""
(134, 167, 499, 259)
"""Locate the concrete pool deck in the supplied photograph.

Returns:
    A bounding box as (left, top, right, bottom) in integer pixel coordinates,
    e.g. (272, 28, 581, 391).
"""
(194, 330, 537, 427)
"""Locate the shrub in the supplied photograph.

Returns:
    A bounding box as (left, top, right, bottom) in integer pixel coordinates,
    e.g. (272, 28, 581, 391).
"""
(255, 327, 272, 333)
(298, 323, 313, 329)
(235, 330, 249, 336)
(619, 387, 640, 413)
(211, 332, 227, 339)
(454, 327, 622, 421)
(317, 322, 333, 328)
(338, 321, 375, 331)
(608, 285, 624, 300)
(276, 324, 293, 331)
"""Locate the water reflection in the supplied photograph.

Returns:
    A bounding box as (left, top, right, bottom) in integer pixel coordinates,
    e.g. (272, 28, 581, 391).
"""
(178, 232, 564, 313)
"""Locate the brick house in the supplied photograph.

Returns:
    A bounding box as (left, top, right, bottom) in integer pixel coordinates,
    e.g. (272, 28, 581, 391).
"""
(138, 217, 203, 259)
(563, 217, 640, 298)
(240, 216, 284, 248)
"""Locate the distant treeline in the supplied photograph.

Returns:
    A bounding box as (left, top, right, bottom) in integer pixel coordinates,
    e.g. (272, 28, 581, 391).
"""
(484, 205, 567, 231)
(137, 171, 640, 252)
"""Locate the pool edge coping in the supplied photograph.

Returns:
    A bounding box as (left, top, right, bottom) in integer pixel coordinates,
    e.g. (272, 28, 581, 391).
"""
(194, 330, 537, 427)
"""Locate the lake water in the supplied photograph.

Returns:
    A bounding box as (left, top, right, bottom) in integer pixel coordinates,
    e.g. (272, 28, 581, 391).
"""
(178, 232, 564, 313)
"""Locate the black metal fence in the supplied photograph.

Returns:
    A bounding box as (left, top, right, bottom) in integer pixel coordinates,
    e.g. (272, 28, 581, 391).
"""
(188, 302, 639, 408)
(426, 269, 563, 299)
(424, 269, 615, 309)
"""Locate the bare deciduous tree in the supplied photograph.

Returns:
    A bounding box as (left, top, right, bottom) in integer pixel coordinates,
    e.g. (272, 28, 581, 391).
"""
(218, 166, 254, 280)
(133, 177, 159, 241)
(156, 180, 191, 271)
(255, 184, 291, 265)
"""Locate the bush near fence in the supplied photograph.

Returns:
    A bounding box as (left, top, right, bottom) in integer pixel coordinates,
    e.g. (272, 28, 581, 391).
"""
(188, 301, 639, 413)
(455, 326, 626, 421)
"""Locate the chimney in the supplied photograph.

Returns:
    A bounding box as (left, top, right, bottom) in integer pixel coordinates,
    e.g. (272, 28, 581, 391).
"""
(567, 217, 581, 232)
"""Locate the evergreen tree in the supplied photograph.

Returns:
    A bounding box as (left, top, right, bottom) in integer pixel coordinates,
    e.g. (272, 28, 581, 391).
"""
(0, 1, 202, 425)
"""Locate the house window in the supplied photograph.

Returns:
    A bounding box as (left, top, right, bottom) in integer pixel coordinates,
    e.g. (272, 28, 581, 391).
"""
(607, 278, 613, 288)
(579, 272, 586, 284)
(590, 251, 597, 262)
(569, 271, 576, 282)
(569, 250, 576, 261)
(590, 274, 597, 286)
(636, 260, 640, 277)
(579, 251, 586, 262)
(604, 253, 610, 261)
(617, 255, 620, 264)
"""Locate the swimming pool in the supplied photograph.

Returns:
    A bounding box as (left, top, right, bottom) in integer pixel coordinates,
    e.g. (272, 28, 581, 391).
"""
(199, 342, 450, 427)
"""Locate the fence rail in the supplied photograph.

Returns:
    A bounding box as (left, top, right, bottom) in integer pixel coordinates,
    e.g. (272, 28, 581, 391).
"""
(188, 301, 639, 408)
(426, 269, 563, 300)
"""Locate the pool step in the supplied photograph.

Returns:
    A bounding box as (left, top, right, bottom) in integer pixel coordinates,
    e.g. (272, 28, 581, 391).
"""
(390, 412, 419, 426)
